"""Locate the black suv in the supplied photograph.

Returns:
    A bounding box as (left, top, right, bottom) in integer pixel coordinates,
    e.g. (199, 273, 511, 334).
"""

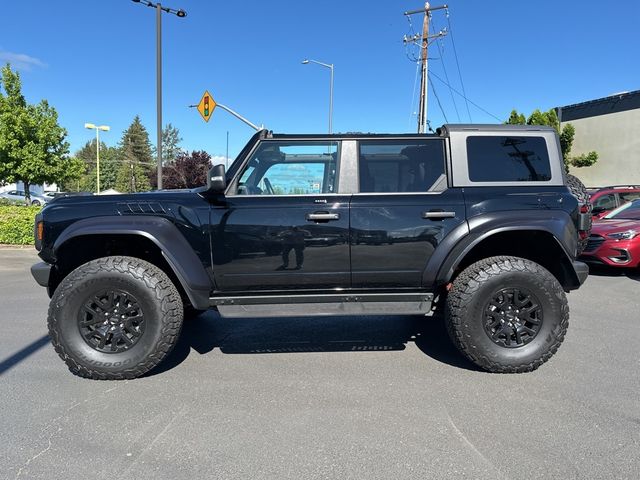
(31, 125, 590, 379)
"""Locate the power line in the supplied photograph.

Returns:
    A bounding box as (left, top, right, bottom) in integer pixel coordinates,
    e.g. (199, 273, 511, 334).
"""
(408, 59, 421, 129)
(431, 16, 461, 122)
(428, 74, 449, 123)
(446, 11, 472, 122)
(429, 70, 502, 122)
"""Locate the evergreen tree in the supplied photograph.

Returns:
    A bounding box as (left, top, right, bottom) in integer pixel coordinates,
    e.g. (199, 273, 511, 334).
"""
(115, 143, 151, 193)
(64, 139, 119, 192)
(155, 123, 183, 165)
(115, 116, 153, 192)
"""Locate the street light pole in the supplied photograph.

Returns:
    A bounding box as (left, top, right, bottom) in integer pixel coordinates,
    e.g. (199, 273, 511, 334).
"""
(84, 123, 110, 194)
(156, 3, 162, 190)
(131, 0, 186, 190)
(302, 59, 334, 134)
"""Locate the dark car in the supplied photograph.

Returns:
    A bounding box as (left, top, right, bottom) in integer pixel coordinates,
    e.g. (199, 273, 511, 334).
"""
(589, 185, 640, 218)
(581, 199, 640, 268)
(31, 125, 590, 379)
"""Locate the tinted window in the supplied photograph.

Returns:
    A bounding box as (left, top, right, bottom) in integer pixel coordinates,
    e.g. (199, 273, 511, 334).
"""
(607, 200, 640, 220)
(235, 141, 338, 195)
(619, 192, 640, 204)
(467, 136, 551, 182)
(594, 193, 616, 210)
(358, 140, 445, 193)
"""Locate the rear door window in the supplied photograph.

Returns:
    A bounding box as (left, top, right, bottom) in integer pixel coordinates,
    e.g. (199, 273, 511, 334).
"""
(467, 136, 551, 182)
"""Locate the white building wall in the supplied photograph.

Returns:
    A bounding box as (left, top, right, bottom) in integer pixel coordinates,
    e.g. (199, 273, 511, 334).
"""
(0, 182, 56, 194)
(564, 108, 640, 187)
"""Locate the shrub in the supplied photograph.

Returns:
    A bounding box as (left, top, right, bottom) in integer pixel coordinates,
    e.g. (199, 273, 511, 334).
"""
(0, 197, 26, 206)
(0, 205, 41, 245)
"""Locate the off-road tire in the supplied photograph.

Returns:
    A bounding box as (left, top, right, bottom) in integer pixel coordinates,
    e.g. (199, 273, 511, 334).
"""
(566, 173, 592, 254)
(446, 256, 569, 373)
(48, 256, 183, 380)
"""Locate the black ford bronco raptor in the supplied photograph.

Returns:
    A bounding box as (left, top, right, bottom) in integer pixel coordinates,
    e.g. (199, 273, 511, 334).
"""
(31, 124, 591, 379)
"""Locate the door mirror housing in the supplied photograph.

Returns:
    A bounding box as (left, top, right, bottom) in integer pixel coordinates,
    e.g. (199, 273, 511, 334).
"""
(207, 164, 227, 193)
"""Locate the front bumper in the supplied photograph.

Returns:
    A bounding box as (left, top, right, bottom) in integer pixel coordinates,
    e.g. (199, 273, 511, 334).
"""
(31, 262, 52, 287)
(580, 238, 639, 267)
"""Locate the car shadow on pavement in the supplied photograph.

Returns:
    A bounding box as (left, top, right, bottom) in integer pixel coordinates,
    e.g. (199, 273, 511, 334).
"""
(147, 311, 480, 377)
(586, 264, 640, 282)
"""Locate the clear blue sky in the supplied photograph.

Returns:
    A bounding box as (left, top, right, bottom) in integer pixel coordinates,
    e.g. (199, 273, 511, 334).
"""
(1, 0, 638, 162)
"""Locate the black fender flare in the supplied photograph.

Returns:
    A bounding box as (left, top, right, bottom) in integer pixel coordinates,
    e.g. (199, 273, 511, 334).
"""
(53, 216, 211, 309)
(422, 210, 580, 289)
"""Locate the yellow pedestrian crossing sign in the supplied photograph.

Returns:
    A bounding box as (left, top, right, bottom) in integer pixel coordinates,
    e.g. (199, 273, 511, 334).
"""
(197, 90, 216, 122)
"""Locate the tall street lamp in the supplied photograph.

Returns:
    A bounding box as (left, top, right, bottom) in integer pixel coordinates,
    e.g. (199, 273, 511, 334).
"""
(131, 0, 186, 190)
(84, 123, 110, 194)
(302, 59, 334, 134)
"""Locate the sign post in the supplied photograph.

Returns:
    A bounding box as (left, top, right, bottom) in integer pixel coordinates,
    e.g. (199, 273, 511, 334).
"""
(191, 91, 263, 131)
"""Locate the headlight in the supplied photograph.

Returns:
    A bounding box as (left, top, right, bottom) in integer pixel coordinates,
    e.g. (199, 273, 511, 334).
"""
(606, 230, 638, 240)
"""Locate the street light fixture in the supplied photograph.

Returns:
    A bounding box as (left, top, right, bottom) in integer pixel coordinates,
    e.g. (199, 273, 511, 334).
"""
(84, 123, 110, 194)
(131, 0, 187, 190)
(302, 58, 334, 134)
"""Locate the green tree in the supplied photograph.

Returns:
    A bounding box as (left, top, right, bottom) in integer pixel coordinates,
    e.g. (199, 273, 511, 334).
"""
(505, 108, 598, 170)
(155, 123, 183, 165)
(115, 144, 152, 193)
(0, 64, 81, 202)
(63, 139, 120, 192)
(506, 110, 526, 125)
(115, 116, 153, 193)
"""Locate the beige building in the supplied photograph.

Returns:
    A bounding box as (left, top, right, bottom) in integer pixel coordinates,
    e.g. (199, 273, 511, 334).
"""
(557, 90, 640, 187)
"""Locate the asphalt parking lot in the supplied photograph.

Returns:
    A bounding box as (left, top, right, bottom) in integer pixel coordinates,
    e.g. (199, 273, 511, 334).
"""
(1, 248, 639, 480)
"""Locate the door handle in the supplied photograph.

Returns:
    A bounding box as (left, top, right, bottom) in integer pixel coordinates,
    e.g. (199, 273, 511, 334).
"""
(422, 210, 456, 220)
(306, 212, 340, 222)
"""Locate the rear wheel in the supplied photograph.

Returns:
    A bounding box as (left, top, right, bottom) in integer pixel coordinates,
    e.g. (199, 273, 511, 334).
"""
(566, 173, 592, 254)
(48, 256, 183, 380)
(446, 256, 569, 373)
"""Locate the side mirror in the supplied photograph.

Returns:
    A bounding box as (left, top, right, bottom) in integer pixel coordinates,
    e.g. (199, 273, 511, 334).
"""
(207, 164, 227, 193)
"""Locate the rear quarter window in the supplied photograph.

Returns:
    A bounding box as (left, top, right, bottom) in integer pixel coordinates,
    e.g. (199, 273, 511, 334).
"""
(467, 136, 552, 182)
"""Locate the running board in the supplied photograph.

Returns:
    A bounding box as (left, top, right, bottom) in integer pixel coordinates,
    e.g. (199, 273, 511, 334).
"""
(210, 292, 434, 318)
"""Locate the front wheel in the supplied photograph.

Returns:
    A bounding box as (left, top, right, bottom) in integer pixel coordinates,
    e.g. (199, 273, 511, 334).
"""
(48, 256, 183, 380)
(445, 256, 569, 373)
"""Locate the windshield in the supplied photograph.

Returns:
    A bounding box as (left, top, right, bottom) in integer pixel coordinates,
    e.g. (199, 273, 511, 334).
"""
(604, 199, 640, 220)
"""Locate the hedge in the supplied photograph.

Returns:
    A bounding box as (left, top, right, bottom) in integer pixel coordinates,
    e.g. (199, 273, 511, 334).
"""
(0, 205, 41, 245)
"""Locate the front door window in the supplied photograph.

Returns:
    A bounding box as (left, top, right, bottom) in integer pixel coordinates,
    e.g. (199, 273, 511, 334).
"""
(234, 141, 338, 196)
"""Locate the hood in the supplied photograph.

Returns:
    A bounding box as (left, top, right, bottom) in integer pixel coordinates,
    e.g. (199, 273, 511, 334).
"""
(591, 218, 640, 235)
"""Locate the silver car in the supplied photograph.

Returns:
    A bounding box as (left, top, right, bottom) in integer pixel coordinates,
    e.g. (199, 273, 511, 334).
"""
(0, 189, 49, 206)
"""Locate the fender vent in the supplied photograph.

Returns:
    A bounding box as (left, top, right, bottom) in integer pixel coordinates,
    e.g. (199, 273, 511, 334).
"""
(118, 202, 167, 215)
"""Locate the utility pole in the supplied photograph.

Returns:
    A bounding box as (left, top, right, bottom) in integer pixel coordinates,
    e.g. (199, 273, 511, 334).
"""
(404, 3, 448, 133)
(418, 3, 430, 134)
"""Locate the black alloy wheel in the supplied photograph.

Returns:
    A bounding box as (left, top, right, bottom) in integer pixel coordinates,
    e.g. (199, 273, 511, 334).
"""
(483, 287, 542, 348)
(79, 290, 146, 354)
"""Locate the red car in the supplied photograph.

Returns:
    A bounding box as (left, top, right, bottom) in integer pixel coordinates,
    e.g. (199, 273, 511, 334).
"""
(581, 199, 640, 268)
(589, 185, 640, 218)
